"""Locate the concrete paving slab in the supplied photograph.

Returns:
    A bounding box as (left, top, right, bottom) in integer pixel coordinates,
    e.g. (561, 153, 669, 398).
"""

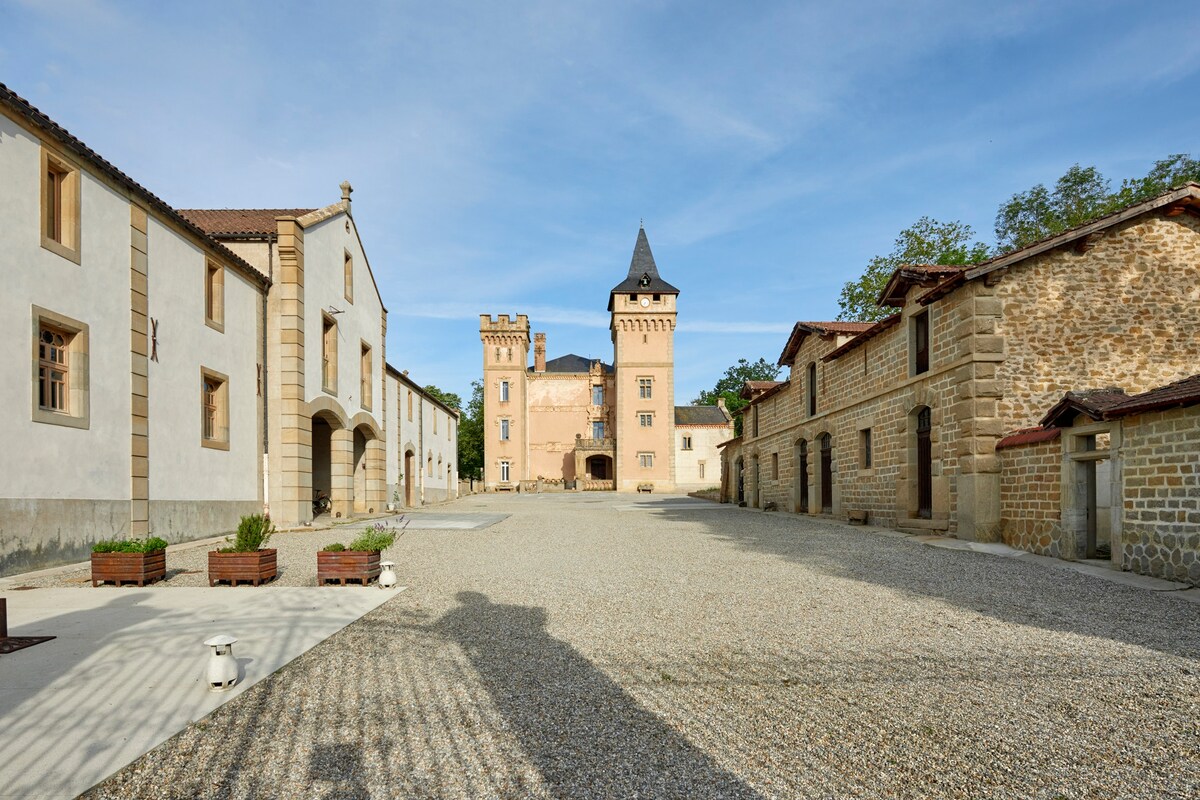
(388, 513, 510, 530)
(0, 586, 400, 800)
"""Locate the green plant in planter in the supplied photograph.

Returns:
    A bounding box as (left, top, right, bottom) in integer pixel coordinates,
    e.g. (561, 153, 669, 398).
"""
(93, 537, 169, 553)
(348, 522, 396, 553)
(218, 514, 275, 553)
(322, 542, 346, 552)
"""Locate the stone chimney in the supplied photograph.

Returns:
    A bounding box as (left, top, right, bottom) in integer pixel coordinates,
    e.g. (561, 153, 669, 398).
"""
(340, 180, 353, 214)
(534, 333, 546, 373)
(717, 396, 728, 415)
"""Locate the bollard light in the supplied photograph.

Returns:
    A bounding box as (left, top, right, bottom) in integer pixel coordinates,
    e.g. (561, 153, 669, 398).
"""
(378, 561, 398, 589)
(204, 634, 239, 692)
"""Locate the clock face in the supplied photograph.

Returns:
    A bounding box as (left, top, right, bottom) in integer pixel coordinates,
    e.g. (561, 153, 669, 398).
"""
(640, 297, 650, 307)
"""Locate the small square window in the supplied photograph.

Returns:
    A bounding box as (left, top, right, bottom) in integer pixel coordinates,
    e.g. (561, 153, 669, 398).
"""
(638, 452, 654, 468)
(639, 413, 653, 427)
(682, 435, 693, 451)
(201, 368, 230, 450)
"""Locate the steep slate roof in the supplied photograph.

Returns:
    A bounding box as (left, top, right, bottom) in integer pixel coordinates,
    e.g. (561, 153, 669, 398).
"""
(178, 208, 316, 237)
(0, 81, 267, 287)
(675, 405, 731, 425)
(778, 321, 874, 366)
(608, 227, 680, 309)
(531, 354, 613, 374)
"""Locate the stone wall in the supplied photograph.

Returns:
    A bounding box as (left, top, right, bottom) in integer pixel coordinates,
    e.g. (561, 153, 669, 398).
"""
(994, 215, 1200, 430)
(997, 431, 1063, 557)
(1119, 405, 1200, 585)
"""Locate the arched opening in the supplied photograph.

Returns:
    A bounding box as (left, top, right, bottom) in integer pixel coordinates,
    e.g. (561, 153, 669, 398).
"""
(404, 449, 415, 507)
(311, 415, 336, 518)
(585, 454, 612, 480)
(352, 426, 369, 514)
(735, 457, 745, 504)
(752, 455, 761, 508)
(794, 438, 809, 513)
(819, 433, 833, 513)
(916, 407, 932, 519)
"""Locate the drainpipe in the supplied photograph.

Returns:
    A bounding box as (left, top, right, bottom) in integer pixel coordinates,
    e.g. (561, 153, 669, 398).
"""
(418, 388, 425, 506)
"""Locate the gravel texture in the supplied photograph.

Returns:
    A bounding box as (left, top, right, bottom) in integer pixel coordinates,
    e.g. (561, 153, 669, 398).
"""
(73, 493, 1199, 799)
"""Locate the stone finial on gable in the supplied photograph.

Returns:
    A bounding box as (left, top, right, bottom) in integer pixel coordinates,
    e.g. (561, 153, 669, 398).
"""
(340, 181, 353, 214)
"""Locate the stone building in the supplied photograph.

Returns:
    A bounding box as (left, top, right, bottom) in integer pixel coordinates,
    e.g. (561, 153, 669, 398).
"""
(480, 228, 732, 492)
(720, 184, 1200, 584)
(0, 82, 457, 575)
(385, 367, 459, 507)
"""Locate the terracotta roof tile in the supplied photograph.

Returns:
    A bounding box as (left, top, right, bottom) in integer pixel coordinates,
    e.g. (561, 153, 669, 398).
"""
(822, 313, 902, 362)
(178, 208, 316, 237)
(739, 380, 783, 400)
(997, 427, 1061, 450)
(1106, 374, 1200, 418)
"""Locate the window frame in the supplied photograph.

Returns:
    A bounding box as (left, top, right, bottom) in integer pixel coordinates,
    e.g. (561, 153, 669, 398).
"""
(321, 313, 338, 395)
(40, 146, 81, 264)
(31, 306, 89, 429)
(500, 460, 511, 482)
(360, 341, 372, 410)
(807, 362, 817, 417)
(500, 418, 510, 441)
(500, 380, 510, 402)
(860, 428, 873, 471)
(343, 249, 354, 304)
(638, 452, 655, 469)
(200, 367, 230, 450)
(592, 384, 604, 405)
(681, 434, 693, 451)
(638, 377, 653, 400)
(204, 260, 225, 332)
(592, 420, 605, 439)
(638, 412, 654, 428)
(912, 310, 930, 376)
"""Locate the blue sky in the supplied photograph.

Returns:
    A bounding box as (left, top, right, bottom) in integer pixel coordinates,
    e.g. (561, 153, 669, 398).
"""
(3, 1, 1198, 405)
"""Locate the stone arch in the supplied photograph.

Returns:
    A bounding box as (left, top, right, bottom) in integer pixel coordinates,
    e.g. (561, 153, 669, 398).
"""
(908, 405, 934, 521)
(793, 437, 809, 514)
(815, 432, 835, 514)
(306, 395, 351, 430)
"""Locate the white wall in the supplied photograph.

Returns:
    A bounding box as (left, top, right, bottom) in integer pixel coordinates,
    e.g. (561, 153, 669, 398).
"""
(302, 215, 383, 424)
(675, 424, 731, 490)
(384, 372, 458, 505)
(146, 216, 261, 502)
(0, 113, 130, 502)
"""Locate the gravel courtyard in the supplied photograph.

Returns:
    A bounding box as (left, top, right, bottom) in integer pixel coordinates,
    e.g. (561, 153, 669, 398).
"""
(81, 493, 1199, 800)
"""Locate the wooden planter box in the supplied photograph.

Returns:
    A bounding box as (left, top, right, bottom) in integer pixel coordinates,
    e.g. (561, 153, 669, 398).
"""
(317, 550, 381, 586)
(91, 550, 166, 587)
(208, 549, 277, 587)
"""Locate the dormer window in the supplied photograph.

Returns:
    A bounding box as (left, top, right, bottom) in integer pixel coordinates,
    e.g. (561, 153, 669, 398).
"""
(638, 273, 651, 287)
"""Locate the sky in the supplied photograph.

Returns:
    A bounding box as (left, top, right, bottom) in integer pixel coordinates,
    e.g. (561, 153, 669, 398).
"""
(2, 1, 1198, 405)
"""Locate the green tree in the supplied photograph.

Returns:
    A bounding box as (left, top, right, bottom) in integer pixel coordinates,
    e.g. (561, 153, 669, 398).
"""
(994, 164, 1112, 251)
(694, 357, 782, 437)
(836, 217, 990, 322)
(423, 384, 462, 411)
(456, 380, 484, 481)
(1110, 154, 1200, 208)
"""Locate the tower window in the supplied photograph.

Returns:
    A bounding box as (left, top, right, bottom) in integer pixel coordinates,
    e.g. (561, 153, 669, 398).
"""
(500, 380, 510, 402)
(639, 413, 654, 427)
(638, 378, 653, 399)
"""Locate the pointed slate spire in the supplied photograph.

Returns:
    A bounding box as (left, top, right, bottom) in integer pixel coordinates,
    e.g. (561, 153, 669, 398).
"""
(609, 226, 680, 308)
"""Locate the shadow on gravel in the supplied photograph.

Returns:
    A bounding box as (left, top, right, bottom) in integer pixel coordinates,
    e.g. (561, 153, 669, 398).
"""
(654, 505, 1200, 660)
(428, 591, 763, 800)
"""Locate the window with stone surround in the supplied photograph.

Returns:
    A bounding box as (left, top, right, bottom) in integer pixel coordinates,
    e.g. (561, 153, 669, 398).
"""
(205, 261, 225, 332)
(911, 311, 930, 376)
(639, 377, 653, 399)
(772, 452, 779, 479)
(344, 250, 354, 303)
(698, 461, 706, 479)
(500, 380, 510, 402)
(200, 368, 230, 450)
(360, 342, 372, 410)
(682, 434, 693, 450)
(639, 452, 654, 468)
(860, 428, 873, 470)
(592, 384, 604, 405)
(408, 390, 414, 421)
(500, 418, 510, 441)
(639, 412, 654, 427)
(500, 460, 511, 482)
(32, 306, 89, 429)
(807, 362, 817, 416)
(592, 420, 605, 439)
(41, 146, 81, 263)
(322, 314, 338, 394)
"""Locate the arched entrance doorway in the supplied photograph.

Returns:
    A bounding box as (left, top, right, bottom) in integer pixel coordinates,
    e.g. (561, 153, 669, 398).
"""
(916, 407, 933, 519)
(353, 427, 369, 514)
(585, 454, 612, 480)
(794, 439, 808, 513)
(819, 433, 833, 513)
(404, 448, 416, 506)
(752, 455, 761, 508)
(735, 458, 745, 504)
(311, 412, 340, 519)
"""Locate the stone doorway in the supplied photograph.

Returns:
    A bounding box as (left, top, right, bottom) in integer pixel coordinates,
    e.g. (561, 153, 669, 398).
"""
(1063, 425, 1121, 564)
(312, 416, 335, 518)
(404, 449, 416, 507)
(916, 407, 933, 519)
(585, 455, 612, 480)
(794, 439, 808, 513)
(819, 433, 833, 513)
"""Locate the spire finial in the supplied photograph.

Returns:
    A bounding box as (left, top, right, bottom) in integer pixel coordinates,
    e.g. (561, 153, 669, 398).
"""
(639, 217, 644, 229)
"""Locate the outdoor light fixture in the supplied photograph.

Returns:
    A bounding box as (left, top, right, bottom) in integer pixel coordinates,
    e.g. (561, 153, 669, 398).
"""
(204, 634, 239, 692)
(378, 561, 398, 589)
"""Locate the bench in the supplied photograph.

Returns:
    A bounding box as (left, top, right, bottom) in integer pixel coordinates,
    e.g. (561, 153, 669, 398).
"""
(637, 483, 654, 494)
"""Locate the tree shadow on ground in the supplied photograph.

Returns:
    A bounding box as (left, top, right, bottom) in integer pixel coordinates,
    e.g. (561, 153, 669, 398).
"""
(653, 503, 1200, 660)
(426, 591, 763, 800)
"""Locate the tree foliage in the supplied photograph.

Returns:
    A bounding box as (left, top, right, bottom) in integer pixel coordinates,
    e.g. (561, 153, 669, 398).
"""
(694, 357, 782, 437)
(837, 217, 989, 322)
(995, 156, 1200, 251)
(423, 384, 462, 411)
(456, 380, 484, 481)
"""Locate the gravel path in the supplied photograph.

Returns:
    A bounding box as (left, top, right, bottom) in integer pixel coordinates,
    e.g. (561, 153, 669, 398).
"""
(75, 493, 1199, 799)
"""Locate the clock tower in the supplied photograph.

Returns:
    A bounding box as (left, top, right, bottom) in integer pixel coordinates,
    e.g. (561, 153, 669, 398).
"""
(609, 226, 679, 491)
